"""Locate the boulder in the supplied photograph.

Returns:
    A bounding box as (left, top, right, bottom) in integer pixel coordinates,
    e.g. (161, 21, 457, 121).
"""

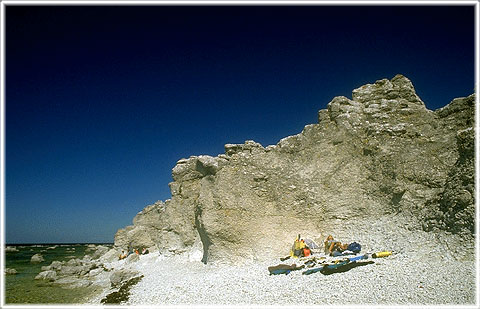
(5, 246, 19, 252)
(58, 265, 84, 276)
(66, 258, 81, 266)
(90, 245, 110, 259)
(35, 270, 57, 281)
(49, 260, 63, 271)
(55, 276, 92, 289)
(5, 268, 17, 275)
(109, 269, 140, 288)
(98, 248, 120, 263)
(88, 268, 104, 277)
(30, 253, 45, 263)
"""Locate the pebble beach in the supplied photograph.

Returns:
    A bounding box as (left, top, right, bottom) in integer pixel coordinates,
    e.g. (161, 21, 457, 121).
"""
(87, 215, 478, 306)
(119, 252, 475, 306)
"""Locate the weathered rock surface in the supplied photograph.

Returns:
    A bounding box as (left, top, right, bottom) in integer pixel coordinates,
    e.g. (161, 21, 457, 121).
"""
(35, 270, 57, 281)
(5, 246, 19, 252)
(114, 74, 475, 263)
(110, 269, 141, 288)
(423, 126, 475, 239)
(54, 276, 92, 289)
(30, 253, 45, 263)
(90, 245, 110, 260)
(49, 260, 63, 271)
(99, 248, 120, 263)
(5, 268, 17, 275)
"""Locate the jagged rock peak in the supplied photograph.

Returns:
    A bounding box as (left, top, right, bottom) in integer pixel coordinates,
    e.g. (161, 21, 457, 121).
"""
(172, 155, 229, 182)
(224, 140, 265, 156)
(324, 74, 433, 133)
(351, 74, 424, 106)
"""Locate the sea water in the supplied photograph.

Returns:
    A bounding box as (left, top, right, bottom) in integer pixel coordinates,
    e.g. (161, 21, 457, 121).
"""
(4, 243, 113, 304)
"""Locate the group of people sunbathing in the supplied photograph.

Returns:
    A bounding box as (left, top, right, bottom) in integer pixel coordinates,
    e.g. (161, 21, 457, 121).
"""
(118, 247, 149, 260)
(289, 234, 361, 259)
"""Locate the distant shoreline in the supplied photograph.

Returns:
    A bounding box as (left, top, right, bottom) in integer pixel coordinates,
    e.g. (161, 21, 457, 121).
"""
(5, 242, 114, 246)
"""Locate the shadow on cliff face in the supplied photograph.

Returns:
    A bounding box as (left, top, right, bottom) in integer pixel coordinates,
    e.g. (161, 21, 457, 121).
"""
(194, 205, 211, 264)
(422, 126, 475, 237)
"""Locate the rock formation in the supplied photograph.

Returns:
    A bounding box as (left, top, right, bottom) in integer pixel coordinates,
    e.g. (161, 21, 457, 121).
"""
(114, 74, 475, 263)
(34, 245, 117, 290)
(30, 253, 45, 263)
(5, 268, 17, 275)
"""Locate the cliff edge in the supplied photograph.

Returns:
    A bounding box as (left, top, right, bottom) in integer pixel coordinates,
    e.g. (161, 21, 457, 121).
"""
(114, 75, 475, 263)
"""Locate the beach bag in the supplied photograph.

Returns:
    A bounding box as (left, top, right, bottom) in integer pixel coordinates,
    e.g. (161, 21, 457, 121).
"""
(347, 242, 361, 253)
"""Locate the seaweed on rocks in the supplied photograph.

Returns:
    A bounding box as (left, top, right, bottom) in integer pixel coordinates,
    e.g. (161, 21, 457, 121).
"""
(101, 275, 144, 304)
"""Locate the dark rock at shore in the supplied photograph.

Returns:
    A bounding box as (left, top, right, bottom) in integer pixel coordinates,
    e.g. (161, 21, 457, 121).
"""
(109, 269, 141, 288)
(101, 275, 144, 304)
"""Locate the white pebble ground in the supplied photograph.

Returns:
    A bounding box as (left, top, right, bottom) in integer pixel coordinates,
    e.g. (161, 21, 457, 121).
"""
(88, 215, 477, 306)
(122, 252, 475, 306)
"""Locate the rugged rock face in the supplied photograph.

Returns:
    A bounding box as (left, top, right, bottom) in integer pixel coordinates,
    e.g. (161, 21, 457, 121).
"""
(423, 126, 475, 238)
(114, 75, 475, 263)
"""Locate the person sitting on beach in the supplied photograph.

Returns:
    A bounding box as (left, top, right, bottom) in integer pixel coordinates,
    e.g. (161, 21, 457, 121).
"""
(324, 235, 348, 256)
(135, 249, 139, 255)
(330, 242, 349, 256)
(324, 235, 339, 254)
(141, 248, 149, 255)
(119, 250, 127, 260)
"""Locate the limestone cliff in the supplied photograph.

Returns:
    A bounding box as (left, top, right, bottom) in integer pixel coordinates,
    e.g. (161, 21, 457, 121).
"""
(114, 75, 475, 263)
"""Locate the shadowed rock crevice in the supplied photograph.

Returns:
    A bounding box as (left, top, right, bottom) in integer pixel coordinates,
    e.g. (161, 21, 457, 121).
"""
(194, 205, 211, 264)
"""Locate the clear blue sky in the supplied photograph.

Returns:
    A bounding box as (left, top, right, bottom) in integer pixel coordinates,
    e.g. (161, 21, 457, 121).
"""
(4, 5, 475, 244)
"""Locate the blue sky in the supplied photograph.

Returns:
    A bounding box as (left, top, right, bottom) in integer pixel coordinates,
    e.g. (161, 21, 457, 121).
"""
(4, 5, 475, 244)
